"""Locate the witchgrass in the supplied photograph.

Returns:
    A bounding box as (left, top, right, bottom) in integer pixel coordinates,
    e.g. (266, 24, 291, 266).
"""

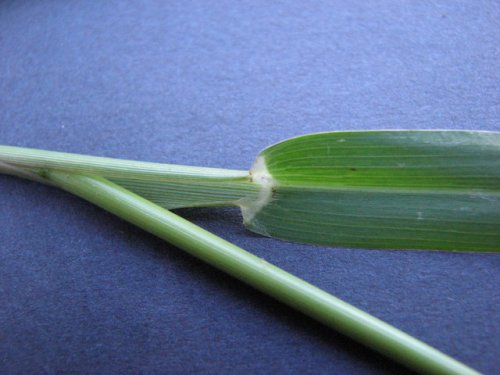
(2, 129, 498, 374)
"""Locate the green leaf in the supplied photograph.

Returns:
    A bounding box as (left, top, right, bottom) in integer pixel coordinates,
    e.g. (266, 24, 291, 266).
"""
(0, 133, 494, 371)
(242, 131, 500, 251)
(1, 130, 499, 251)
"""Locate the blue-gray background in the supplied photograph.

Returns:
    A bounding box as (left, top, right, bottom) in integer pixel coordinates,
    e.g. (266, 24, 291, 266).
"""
(1, 1, 499, 374)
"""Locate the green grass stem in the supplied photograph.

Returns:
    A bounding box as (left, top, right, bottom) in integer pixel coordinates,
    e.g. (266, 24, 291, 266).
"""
(39, 170, 478, 375)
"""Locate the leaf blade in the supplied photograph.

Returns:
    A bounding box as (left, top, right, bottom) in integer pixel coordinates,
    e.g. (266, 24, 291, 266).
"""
(244, 131, 500, 251)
